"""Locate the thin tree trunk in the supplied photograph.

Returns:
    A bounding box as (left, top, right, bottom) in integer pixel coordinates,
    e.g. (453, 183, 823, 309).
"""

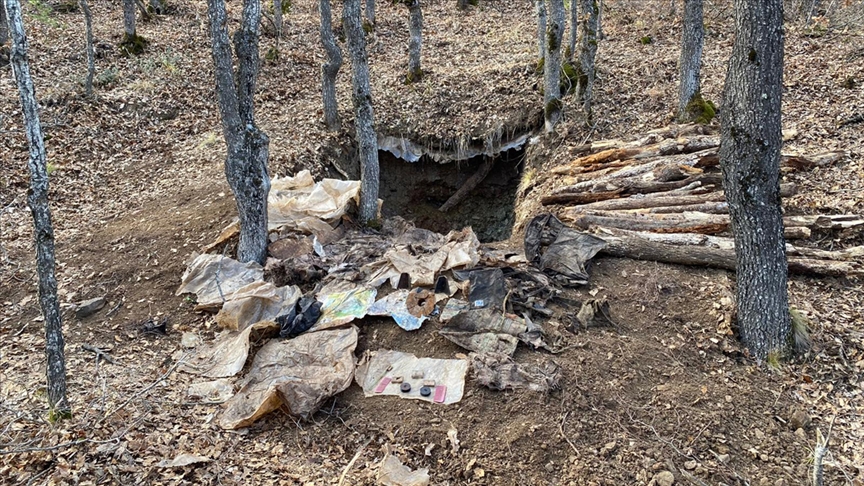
(568, 0, 577, 60)
(1, 2, 8, 47)
(344, 0, 380, 224)
(535, 0, 546, 61)
(5, 0, 70, 419)
(677, 0, 704, 121)
(543, 0, 564, 132)
(364, 0, 375, 28)
(208, 0, 271, 265)
(720, 0, 789, 361)
(405, 0, 422, 83)
(577, 0, 599, 119)
(123, 0, 136, 36)
(80, 0, 95, 97)
(274, 0, 283, 38)
(320, 0, 342, 130)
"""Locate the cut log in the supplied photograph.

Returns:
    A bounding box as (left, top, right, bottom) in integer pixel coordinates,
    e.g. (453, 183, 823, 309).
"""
(554, 138, 720, 175)
(439, 157, 495, 212)
(784, 214, 864, 231)
(592, 228, 863, 277)
(562, 192, 726, 211)
(546, 181, 795, 208)
(694, 151, 845, 172)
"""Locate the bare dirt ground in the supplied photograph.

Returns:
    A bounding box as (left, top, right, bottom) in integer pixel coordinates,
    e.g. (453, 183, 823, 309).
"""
(1, 0, 863, 484)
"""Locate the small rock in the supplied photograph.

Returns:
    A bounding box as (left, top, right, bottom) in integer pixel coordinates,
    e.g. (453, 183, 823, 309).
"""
(717, 453, 731, 464)
(684, 460, 697, 470)
(181, 332, 201, 348)
(754, 429, 766, 440)
(75, 297, 106, 319)
(789, 409, 811, 430)
(652, 470, 675, 486)
(794, 428, 807, 440)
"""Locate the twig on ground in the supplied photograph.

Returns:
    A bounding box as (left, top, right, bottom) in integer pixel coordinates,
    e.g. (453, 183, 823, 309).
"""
(338, 437, 372, 486)
(81, 344, 116, 364)
(559, 411, 580, 457)
(812, 415, 836, 486)
(97, 354, 187, 424)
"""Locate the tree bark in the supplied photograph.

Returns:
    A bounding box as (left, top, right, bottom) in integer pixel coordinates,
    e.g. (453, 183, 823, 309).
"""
(577, 0, 598, 118)
(0, 2, 8, 47)
(720, 0, 789, 361)
(535, 0, 546, 61)
(543, 0, 564, 132)
(80, 0, 95, 97)
(274, 0, 284, 38)
(364, 0, 375, 28)
(123, 0, 136, 36)
(5, 0, 70, 419)
(594, 229, 863, 277)
(320, 0, 342, 130)
(208, 0, 271, 265)
(677, 0, 704, 121)
(405, 0, 422, 83)
(344, 0, 380, 224)
(567, 0, 577, 60)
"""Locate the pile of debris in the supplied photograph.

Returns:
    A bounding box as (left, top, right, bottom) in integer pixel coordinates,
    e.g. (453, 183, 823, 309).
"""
(542, 125, 864, 276)
(176, 172, 615, 430)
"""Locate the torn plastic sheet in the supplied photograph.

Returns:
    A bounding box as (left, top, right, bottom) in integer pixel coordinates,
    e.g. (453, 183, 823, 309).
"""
(268, 170, 360, 233)
(439, 309, 554, 355)
(377, 454, 431, 486)
(470, 352, 561, 393)
(524, 213, 607, 286)
(368, 290, 427, 331)
(307, 286, 377, 332)
(218, 326, 358, 429)
(214, 281, 301, 331)
(179, 320, 279, 378)
(176, 254, 264, 311)
(378, 131, 532, 164)
(355, 350, 467, 405)
(439, 298, 470, 322)
(574, 298, 615, 329)
(366, 227, 480, 288)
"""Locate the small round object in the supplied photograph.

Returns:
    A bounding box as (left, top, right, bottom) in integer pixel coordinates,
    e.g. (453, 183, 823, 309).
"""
(419, 386, 432, 397)
(400, 382, 412, 393)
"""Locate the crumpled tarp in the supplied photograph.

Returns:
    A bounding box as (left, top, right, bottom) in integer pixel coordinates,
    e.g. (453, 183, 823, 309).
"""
(268, 170, 360, 233)
(377, 455, 431, 486)
(179, 320, 279, 378)
(524, 213, 607, 286)
(470, 352, 561, 392)
(365, 227, 480, 288)
(308, 285, 377, 332)
(573, 298, 615, 330)
(355, 350, 468, 405)
(187, 378, 235, 403)
(368, 290, 428, 331)
(218, 326, 359, 429)
(439, 308, 554, 356)
(214, 281, 302, 331)
(176, 254, 264, 311)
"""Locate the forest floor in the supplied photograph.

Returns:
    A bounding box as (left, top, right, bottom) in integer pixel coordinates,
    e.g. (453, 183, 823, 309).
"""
(1, 0, 863, 484)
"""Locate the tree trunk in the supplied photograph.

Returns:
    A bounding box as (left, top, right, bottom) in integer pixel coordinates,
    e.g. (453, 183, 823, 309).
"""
(5, 0, 70, 419)
(677, 0, 704, 121)
(535, 0, 546, 61)
(720, 0, 789, 361)
(344, 0, 380, 224)
(208, 0, 271, 265)
(123, 0, 136, 36)
(567, 0, 577, 60)
(543, 0, 564, 132)
(80, 0, 95, 97)
(1, 2, 8, 47)
(577, 0, 598, 118)
(364, 0, 375, 29)
(274, 0, 283, 38)
(405, 0, 422, 83)
(320, 0, 342, 130)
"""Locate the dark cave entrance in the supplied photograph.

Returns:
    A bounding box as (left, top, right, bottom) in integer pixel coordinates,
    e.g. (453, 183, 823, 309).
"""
(378, 147, 525, 243)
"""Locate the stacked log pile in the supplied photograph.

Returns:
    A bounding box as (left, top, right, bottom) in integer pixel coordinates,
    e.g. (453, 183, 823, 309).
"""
(542, 125, 863, 276)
